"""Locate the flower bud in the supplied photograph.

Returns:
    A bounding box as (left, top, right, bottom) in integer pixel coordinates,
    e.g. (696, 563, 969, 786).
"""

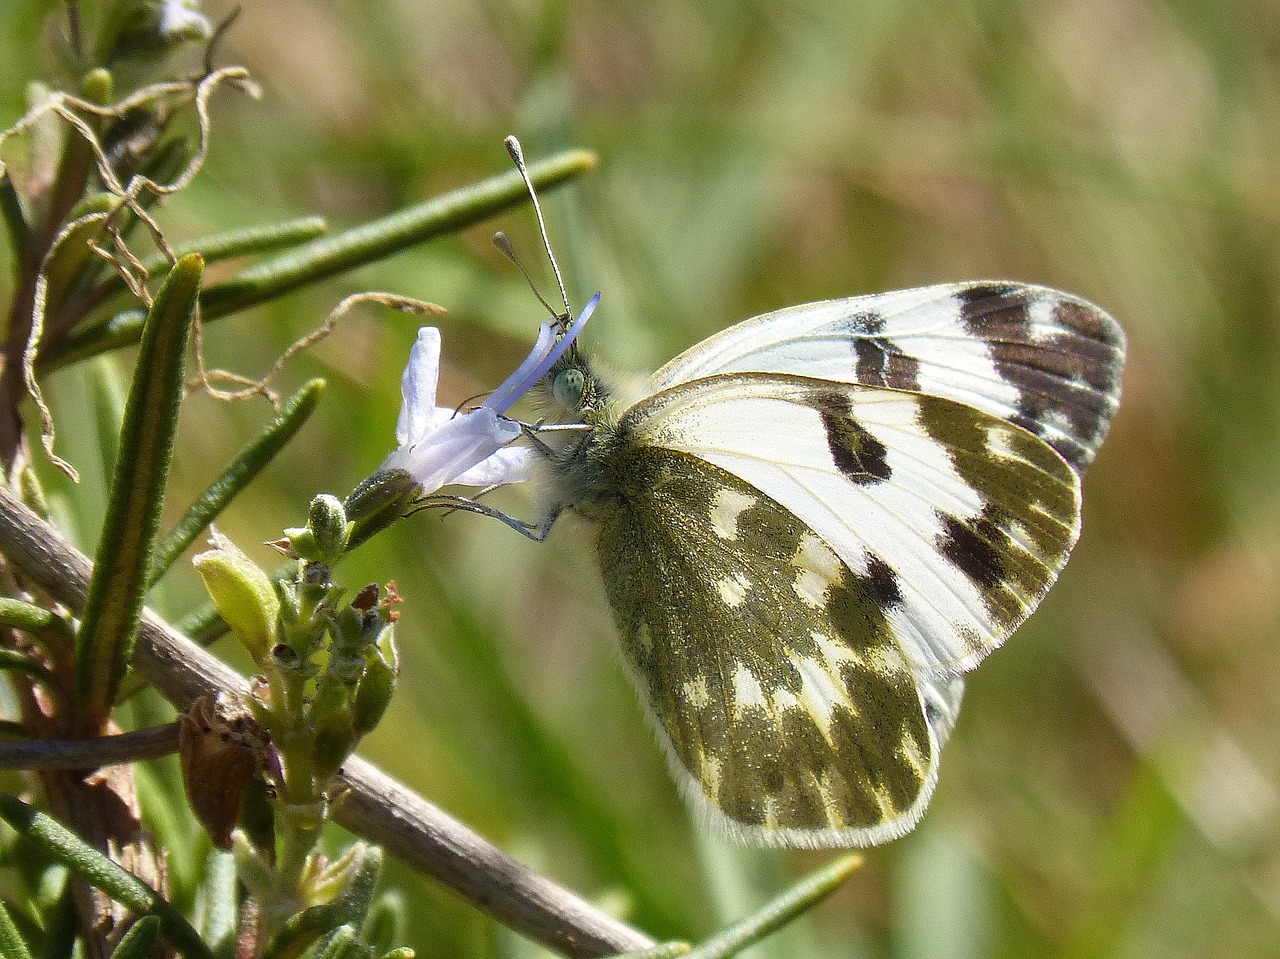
(284, 494, 352, 563)
(312, 708, 356, 785)
(352, 626, 398, 737)
(193, 531, 278, 665)
(309, 493, 351, 559)
(343, 468, 420, 552)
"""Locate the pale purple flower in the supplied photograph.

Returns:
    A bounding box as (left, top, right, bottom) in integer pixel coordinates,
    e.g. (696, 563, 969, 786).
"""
(157, 0, 213, 42)
(380, 293, 599, 495)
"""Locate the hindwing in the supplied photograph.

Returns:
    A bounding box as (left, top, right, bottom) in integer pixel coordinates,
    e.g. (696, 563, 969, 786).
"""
(595, 444, 963, 846)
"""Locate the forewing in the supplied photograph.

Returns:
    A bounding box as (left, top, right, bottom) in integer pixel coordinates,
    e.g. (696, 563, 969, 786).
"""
(649, 282, 1125, 474)
(597, 445, 960, 847)
(626, 374, 1081, 680)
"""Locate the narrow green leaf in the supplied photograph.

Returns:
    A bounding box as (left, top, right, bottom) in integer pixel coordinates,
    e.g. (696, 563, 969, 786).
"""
(46, 137, 196, 334)
(312, 925, 364, 959)
(78, 218, 332, 327)
(149, 378, 326, 586)
(175, 599, 233, 647)
(87, 355, 128, 500)
(260, 846, 384, 959)
(0, 791, 152, 909)
(0, 599, 67, 680)
(194, 850, 238, 959)
(75, 253, 202, 732)
(110, 915, 161, 959)
(43, 149, 597, 371)
(43, 884, 77, 959)
(199, 149, 595, 316)
(140, 216, 330, 274)
(337, 844, 382, 928)
(40, 192, 117, 315)
(0, 900, 35, 959)
(692, 834, 815, 959)
(37, 101, 97, 267)
(361, 890, 405, 957)
(0, 647, 55, 683)
(0, 793, 214, 959)
(685, 856, 862, 959)
(259, 901, 348, 959)
(0, 596, 58, 633)
(0, 171, 30, 271)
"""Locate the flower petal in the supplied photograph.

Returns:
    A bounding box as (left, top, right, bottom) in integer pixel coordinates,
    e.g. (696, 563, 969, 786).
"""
(452, 445, 537, 486)
(396, 327, 442, 446)
(484, 292, 601, 415)
(484, 320, 557, 415)
(383, 406, 525, 493)
(158, 0, 214, 40)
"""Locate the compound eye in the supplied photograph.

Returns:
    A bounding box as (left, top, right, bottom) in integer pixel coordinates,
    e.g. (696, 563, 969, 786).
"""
(552, 367, 586, 410)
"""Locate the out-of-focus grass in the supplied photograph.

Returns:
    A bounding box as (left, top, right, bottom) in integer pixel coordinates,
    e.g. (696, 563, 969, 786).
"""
(3, 0, 1279, 956)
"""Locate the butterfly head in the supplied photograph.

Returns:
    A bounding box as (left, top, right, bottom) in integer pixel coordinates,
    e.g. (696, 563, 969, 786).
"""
(549, 356, 586, 410)
(542, 342, 616, 424)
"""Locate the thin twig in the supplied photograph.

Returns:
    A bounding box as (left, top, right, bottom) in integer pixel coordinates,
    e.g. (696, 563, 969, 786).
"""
(0, 485, 654, 959)
(0, 723, 179, 770)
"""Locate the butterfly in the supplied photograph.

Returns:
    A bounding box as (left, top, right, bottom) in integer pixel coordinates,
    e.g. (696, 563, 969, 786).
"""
(523, 279, 1124, 848)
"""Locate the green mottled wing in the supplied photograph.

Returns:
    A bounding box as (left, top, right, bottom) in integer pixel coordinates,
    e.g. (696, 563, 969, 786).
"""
(595, 445, 963, 847)
(589, 376, 1081, 845)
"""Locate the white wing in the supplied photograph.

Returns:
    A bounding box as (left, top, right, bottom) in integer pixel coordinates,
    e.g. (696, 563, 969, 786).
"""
(625, 373, 1082, 680)
(650, 282, 1124, 475)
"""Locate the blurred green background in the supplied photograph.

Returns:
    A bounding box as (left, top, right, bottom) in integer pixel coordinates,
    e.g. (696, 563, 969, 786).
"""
(3, 0, 1279, 956)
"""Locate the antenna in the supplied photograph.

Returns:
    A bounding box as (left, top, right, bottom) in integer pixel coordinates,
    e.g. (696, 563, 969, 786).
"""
(504, 135, 572, 326)
(492, 231, 560, 321)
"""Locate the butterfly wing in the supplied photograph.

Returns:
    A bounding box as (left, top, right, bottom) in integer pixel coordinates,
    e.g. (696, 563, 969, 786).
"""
(623, 374, 1082, 681)
(595, 442, 965, 847)
(564, 282, 1121, 846)
(649, 282, 1124, 475)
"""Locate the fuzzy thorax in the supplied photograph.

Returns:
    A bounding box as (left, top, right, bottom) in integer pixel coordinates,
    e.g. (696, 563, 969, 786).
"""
(532, 345, 648, 523)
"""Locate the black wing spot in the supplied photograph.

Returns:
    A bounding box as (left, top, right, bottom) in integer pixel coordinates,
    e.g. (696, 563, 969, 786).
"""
(955, 284, 1124, 474)
(811, 390, 892, 485)
(842, 310, 884, 334)
(937, 512, 1005, 589)
(862, 553, 903, 609)
(853, 338, 921, 391)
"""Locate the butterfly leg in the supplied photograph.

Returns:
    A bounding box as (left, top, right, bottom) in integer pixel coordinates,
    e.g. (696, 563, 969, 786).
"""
(416, 493, 561, 542)
(520, 419, 592, 458)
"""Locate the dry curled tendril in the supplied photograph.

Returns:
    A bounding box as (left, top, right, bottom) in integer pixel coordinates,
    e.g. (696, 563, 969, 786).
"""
(0, 64, 374, 481)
